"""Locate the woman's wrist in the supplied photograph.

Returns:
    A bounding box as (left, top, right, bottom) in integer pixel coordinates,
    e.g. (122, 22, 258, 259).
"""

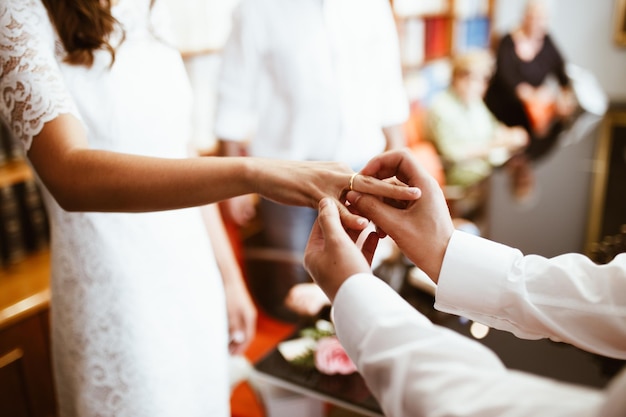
(241, 157, 262, 195)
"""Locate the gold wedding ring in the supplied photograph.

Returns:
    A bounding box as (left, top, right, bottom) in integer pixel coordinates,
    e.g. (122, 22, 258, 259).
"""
(349, 172, 358, 191)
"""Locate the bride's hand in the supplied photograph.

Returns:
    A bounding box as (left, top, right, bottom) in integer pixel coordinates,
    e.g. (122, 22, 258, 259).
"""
(253, 158, 421, 231)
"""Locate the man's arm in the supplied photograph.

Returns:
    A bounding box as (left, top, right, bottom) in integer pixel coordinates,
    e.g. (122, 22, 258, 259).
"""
(304, 151, 625, 417)
(349, 150, 626, 360)
(333, 275, 606, 417)
(436, 231, 626, 360)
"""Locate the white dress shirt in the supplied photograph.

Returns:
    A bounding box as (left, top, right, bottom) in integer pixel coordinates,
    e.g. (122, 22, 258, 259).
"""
(214, 0, 408, 168)
(333, 230, 626, 417)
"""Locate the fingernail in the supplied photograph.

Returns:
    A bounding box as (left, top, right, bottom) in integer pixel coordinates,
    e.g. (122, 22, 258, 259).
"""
(319, 198, 331, 209)
(408, 187, 421, 196)
(357, 217, 368, 227)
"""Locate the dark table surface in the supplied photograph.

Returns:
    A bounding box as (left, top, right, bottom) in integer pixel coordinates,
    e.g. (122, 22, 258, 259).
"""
(254, 268, 624, 414)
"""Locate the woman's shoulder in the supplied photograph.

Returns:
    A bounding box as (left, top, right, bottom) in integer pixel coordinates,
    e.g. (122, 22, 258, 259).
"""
(541, 34, 560, 52)
(1, 0, 76, 151)
(1, 0, 57, 49)
(2, 0, 54, 28)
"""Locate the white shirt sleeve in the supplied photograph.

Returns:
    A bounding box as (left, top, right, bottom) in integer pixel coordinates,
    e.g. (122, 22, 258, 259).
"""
(213, 0, 263, 142)
(436, 230, 626, 359)
(332, 274, 607, 417)
(0, 0, 79, 151)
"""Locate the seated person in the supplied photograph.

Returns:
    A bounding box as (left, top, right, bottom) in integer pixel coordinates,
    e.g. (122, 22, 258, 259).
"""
(426, 50, 528, 191)
(485, 0, 577, 200)
(485, 0, 576, 144)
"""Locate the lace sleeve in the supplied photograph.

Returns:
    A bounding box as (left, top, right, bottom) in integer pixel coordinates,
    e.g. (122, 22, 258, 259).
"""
(0, 0, 79, 151)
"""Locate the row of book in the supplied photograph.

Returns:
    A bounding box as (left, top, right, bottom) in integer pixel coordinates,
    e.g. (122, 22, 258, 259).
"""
(403, 59, 452, 105)
(0, 124, 50, 267)
(398, 15, 491, 68)
(393, 0, 490, 18)
(0, 123, 27, 167)
(0, 180, 50, 266)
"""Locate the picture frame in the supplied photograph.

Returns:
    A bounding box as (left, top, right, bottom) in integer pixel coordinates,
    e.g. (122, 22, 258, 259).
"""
(585, 109, 626, 255)
(615, 0, 626, 46)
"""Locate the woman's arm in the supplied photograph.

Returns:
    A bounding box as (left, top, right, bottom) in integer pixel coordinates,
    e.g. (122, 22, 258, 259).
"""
(27, 114, 420, 230)
(27, 114, 254, 212)
(200, 203, 256, 355)
(494, 35, 526, 96)
(544, 35, 570, 88)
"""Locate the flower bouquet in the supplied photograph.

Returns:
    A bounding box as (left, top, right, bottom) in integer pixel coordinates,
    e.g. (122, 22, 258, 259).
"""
(277, 319, 357, 375)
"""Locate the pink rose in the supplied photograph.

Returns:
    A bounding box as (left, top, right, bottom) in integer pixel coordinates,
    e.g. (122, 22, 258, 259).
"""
(314, 336, 357, 375)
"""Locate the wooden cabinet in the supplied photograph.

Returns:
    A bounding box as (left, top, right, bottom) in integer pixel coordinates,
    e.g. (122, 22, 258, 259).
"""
(0, 156, 55, 417)
(0, 250, 54, 417)
(0, 309, 55, 417)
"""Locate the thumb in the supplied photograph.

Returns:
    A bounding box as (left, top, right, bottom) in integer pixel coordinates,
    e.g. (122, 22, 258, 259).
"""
(347, 192, 404, 240)
(317, 198, 344, 243)
(361, 232, 379, 266)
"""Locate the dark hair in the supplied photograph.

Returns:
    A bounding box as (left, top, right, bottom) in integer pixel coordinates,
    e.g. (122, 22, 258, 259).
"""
(41, 0, 120, 67)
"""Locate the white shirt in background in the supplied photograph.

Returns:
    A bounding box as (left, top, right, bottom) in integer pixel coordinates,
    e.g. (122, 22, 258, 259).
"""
(214, 0, 408, 168)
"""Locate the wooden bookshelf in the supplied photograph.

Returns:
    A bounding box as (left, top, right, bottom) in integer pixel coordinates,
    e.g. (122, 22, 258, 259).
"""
(0, 160, 34, 189)
(0, 249, 50, 331)
(0, 149, 55, 416)
(393, 0, 495, 102)
(0, 154, 50, 330)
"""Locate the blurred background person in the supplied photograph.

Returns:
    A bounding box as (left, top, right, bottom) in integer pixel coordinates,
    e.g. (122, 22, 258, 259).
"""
(485, 0, 577, 201)
(214, 0, 409, 321)
(426, 49, 528, 219)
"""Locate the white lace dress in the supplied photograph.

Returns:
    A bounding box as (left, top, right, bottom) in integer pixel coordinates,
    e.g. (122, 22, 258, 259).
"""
(0, 1, 229, 416)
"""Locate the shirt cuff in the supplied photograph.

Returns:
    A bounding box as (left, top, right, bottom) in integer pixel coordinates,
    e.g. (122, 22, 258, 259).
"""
(434, 230, 522, 320)
(332, 273, 432, 359)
